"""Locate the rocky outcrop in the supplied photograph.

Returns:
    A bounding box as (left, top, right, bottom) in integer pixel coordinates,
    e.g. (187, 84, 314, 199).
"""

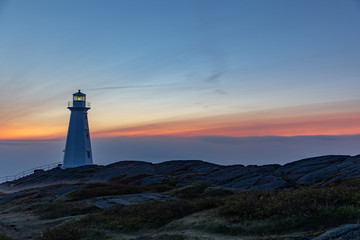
(88, 193, 178, 209)
(274, 155, 350, 185)
(311, 224, 360, 240)
(2, 154, 360, 191)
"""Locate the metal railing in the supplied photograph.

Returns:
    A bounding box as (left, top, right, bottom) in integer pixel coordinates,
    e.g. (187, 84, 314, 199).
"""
(0, 162, 62, 183)
(68, 101, 91, 108)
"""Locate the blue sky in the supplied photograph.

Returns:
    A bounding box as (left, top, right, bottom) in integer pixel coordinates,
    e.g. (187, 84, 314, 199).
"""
(1, 0, 360, 175)
(2, 0, 360, 113)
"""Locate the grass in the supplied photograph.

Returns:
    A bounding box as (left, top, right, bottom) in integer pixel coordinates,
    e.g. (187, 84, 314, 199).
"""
(67, 182, 171, 201)
(39, 177, 360, 239)
(40, 199, 218, 240)
(208, 180, 360, 235)
(153, 234, 216, 240)
(217, 186, 360, 220)
(0, 233, 12, 240)
(172, 183, 212, 199)
(153, 234, 187, 240)
(84, 198, 218, 231)
(40, 225, 108, 240)
(34, 201, 100, 219)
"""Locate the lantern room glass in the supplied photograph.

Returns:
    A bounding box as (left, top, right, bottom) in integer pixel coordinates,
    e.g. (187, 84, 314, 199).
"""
(74, 96, 85, 101)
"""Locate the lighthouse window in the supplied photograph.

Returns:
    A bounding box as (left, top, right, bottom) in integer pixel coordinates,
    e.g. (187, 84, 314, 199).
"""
(86, 131, 89, 138)
(74, 96, 85, 101)
(87, 151, 91, 158)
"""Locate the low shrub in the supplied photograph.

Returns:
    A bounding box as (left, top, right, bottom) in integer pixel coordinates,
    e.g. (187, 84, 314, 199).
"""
(41, 198, 219, 239)
(41, 221, 108, 240)
(67, 182, 172, 201)
(35, 202, 100, 219)
(217, 183, 360, 220)
(203, 187, 234, 197)
(214, 181, 360, 233)
(88, 199, 216, 231)
(67, 183, 148, 201)
(41, 177, 360, 238)
(0, 233, 12, 240)
(173, 183, 212, 199)
(154, 234, 187, 240)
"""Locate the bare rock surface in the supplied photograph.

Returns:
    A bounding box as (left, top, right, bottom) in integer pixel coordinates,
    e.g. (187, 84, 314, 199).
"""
(3, 154, 360, 192)
(311, 224, 360, 240)
(88, 193, 178, 209)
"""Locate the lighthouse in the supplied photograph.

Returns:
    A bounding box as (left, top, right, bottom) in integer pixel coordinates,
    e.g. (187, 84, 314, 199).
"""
(63, 90, 93, 168)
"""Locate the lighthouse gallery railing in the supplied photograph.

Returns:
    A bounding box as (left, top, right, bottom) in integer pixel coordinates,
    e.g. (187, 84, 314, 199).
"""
(68, 101, 91, 108)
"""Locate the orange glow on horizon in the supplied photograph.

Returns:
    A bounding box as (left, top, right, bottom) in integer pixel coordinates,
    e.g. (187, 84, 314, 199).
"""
(0, 126, 64, 140)
(2, 103, 360, 140)
(92, 111, 360, 138)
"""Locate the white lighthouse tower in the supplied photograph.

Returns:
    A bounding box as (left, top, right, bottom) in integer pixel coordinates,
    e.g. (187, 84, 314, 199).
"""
(63, 90, 93, 168)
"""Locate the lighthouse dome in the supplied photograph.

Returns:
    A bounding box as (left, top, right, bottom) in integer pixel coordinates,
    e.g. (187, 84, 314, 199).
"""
(73, 89, 86, 96)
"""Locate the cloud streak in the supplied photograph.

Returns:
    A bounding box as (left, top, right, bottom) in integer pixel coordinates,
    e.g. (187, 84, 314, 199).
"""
(213, 89, 227, 95)
(93, 99, 360, 138)
(206, 70, 225, 83)
(89, 84, 168, 91)
(194, 0, 227, 83)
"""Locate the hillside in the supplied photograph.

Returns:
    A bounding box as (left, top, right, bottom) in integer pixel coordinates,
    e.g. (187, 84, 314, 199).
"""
(2, 154, 360, 192)
(1, 155, 360, 239)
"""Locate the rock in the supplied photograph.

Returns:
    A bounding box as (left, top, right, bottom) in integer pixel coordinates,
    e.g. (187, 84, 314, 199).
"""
(175, 182, 191, 187)
(133, 236, 152, 240)
(35, 185, 79, 199)
(205, 165, 245, 185)
(224, 174, 262, 189)
(155, 160, 219, 175)
(249, 175, 289, 190)
(276, 155, 349, 182)
(135, 176, 166, 186)
(88, 193, 178, 209)
(3, 154, 360, 192)
(93, 161, 156, 180)
(283, 238, 311, 240)
(0, 192, 25, 204)
(297, 166, 339, 185)
(311, 224, 360, 240)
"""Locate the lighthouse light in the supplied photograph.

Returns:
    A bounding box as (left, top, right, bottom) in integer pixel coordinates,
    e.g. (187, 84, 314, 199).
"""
(74, 96, 85, 101)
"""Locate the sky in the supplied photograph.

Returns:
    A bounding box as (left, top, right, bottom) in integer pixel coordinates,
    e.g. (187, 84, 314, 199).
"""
(1, 0, 360, 176)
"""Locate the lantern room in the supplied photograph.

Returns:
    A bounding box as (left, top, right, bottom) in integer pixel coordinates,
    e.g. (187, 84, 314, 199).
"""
(73, 90, 86, 102)
(69, 90, 89, 109)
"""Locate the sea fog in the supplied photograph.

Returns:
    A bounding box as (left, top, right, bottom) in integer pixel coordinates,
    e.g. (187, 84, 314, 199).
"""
(1, 135, 360, 177)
